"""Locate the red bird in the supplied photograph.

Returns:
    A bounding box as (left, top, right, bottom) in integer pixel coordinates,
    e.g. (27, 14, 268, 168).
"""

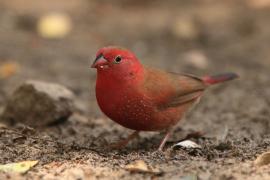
(91, 46, 238, 151)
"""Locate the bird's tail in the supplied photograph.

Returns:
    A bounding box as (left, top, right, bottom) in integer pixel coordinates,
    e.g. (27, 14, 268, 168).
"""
(202, 73, 238, 85)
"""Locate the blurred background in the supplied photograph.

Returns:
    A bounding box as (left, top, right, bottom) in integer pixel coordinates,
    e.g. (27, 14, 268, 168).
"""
(0, 0, 269, 132)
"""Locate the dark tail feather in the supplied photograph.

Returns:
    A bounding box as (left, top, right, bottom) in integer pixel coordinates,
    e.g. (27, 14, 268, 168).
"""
(202, 73, 239, 85)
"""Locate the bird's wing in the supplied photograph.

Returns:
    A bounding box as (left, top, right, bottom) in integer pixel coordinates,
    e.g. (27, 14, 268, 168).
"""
(142, 67, 206, 109)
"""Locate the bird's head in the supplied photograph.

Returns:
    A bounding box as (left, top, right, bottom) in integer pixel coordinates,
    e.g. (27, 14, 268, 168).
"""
(91, 47, 143, 77)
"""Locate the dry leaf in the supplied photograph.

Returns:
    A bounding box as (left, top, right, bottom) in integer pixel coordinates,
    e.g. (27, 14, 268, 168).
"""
(37, 13, 72, 39)
(125, 160, 162, 175)
(0, 160, 38, 174)
(0, 62, 19, 79)
(254, 151, 270, 166)
(0, 123, 7, 128)
(171, 17, 199, 40)
(183, 50, 209, 69)
(173, 140, 201, 149)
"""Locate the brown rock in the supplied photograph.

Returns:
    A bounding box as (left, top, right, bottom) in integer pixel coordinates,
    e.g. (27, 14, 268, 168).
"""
(1, 80, 75, 127)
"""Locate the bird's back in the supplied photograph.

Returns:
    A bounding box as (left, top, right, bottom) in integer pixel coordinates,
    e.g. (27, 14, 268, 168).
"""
(141, 67, 206, 109)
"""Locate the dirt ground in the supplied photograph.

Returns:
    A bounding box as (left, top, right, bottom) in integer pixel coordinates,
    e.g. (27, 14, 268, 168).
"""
(0, 0, 270, 179)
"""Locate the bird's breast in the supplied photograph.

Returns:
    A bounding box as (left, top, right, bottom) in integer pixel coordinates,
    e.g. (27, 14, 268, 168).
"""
(96, 84, 184, 131)
(96, 82, 154, 130)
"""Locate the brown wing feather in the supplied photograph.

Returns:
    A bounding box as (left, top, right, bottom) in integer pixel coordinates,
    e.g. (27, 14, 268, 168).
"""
(143, 67, 206, 109)
(164, 90, 203, 108)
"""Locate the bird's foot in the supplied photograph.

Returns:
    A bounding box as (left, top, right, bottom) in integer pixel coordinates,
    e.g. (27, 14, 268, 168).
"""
(157, 129, 204, 151)
(109, 131, 140, 150)
(157, 128, 173, 151)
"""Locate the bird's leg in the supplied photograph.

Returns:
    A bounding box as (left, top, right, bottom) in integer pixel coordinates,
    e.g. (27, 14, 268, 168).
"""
(110, 131, 140, 149)
(158, 128, 174, 151)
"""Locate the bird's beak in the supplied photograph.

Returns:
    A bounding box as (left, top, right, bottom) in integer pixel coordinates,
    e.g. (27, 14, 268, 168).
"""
(91, 54, 108, 68)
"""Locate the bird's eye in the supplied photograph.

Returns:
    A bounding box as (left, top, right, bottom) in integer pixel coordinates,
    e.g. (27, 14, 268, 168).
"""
(114, 55, 122, 64)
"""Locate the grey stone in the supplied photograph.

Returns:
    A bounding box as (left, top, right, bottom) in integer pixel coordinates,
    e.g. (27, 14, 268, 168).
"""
(1, 80, 75, 127)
